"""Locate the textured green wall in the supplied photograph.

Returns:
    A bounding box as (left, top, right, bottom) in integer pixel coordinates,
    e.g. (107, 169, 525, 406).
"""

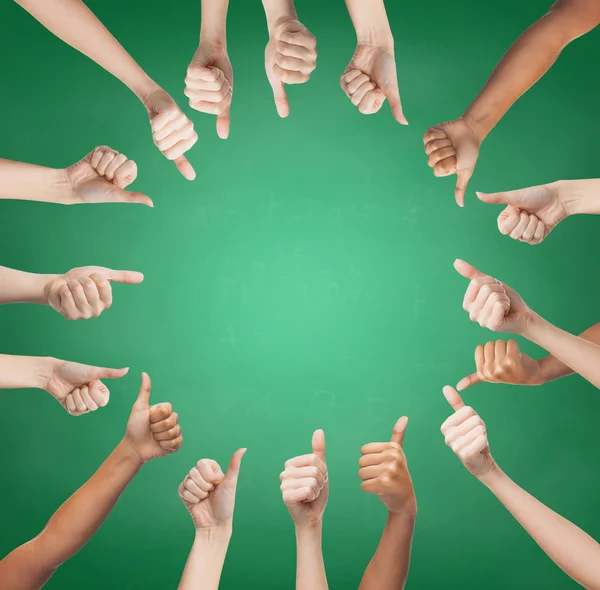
(1, 0, 599, 588)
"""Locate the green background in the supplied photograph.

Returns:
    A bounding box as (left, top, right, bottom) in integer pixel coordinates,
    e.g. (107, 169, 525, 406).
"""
(1, 0, 599, 588)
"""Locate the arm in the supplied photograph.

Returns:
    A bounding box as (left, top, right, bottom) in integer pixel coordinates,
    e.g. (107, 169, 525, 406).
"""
(179, 528, 232, 589)
(344, 0, 393, 46)
(0, 158, 70, 204)
(0, 355, 54, 390)
(464, 0, 600, 141)
(262, 0, 298, 32)
(296, 524, 328, 590)
(0, 267, 54, 304)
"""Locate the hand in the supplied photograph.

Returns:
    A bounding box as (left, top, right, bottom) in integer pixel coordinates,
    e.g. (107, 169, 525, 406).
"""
(423, 117, 481, 207)
(457, 339, 544, 391)
(44, 360, 129, 416)
(43, 266, 144, 320)
(280, 430, 328, 528)
(66, 146, 152, 206)
(124, 373, 183, 463)
(185, 42, 233, 139)
(454, 259, 534, 334)
(340, 44, 407, 124)
(179, 449, 246, 530)
(477, 183, 568, 245)
(265, 17, 317, 118)
(359, 417, 416, 515)
(441, 386, 496, 478)
(143, 88, 198, 181)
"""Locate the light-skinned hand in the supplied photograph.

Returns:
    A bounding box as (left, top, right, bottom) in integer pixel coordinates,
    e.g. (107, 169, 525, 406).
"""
(66, 146, 152, 206)
(477, 183, 568, 245)
(124, 373, 183, 463)
(185, 42, 233, 139)
(454, 259, 534, 334)
(340, 45, 407, 123)
(359, 417, 416, 515)
(179, 449, 246, 530)
(144, 88, 198, 180)
(457, 339, 544, 391)
(265, 17, 317, 118)
(441, 386, 496, 478)
(44, 361, 129, 416)
(43, 266, 144, 320)
(281, 429, 328, 528)
(423, 117, 481, 207)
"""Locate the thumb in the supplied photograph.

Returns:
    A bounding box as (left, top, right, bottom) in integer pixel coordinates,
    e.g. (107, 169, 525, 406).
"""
(105, 269, 144, 284)
(312, 429, 326, 463)
(477, 189, 527, 207)
(270, 80, 290, 118)
(453, 259, 485, 280)
(391, 416, 408, 446)
(174, 156, 196, 181)
(455, 168, 473, 208)
(136, 372, 152, 406)
(456, 373, 481, 391)
(383, 80, 408, 125)
(443, 385, 465, 411)
(216, 106, 231, 140)
(223, 448, 247, 486)
(118, 189, 154, 208)
(92, 366, 129, 380)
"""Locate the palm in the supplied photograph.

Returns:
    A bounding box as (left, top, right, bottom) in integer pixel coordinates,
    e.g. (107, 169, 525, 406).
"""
(125, 405, 165, 463)
(187, 484, 235, 529)
(265, 19, 304, 80)
(45, 361, 102, 401)
(345, 45, 393, 105)
(67, 159, 133, 204)
(440, 118, 480, 176)
(500, 283, 532, 334)
(466, 447, 493, 477)
(291, 482, 329, 527)
(193, 45, 233, 89)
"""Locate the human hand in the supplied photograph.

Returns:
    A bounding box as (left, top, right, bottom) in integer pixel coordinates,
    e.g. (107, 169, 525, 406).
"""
(144, 88, 198, 180)
(265, 17, 317, 118)
(43, 266, 143, 320)
(477, 183, 569, 245)
(457, 339, 544, 391)
(280, 429, 328, 528)
(454, 259, 534, 334)
(359, 417, 416, 515)
(423, 117, 481, 207)
(44, 360, 129, 416)
(124, 373, 183, 463)
(65, 146, 152, 206)
(185, 42, 233, 139)
(340, 44, 407, 124)
(179, 449, 246, 530)
(441, 386, 496, 478)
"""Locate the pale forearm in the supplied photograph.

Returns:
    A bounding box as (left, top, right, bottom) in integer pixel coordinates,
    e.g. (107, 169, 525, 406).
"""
(15, 0, 157, 101)
(556, 179, 600, 216)
(0, 355, 56, 390)
(178, 526, 232, 590)
(200, 0, 229, 44)
(0, 266, 54, 305)
(0, 159, 71, 204)
(359, 510, 415, 590)
(262, 0, 297, 31)
(480, 466, 600, 589)
(296, 524, 328, 590)
(344, 0, 393, 47)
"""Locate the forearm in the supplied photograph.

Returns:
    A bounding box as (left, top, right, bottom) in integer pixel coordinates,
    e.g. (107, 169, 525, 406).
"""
(15, 0, 157, 101)
(0, 439, 142, 589)
(555, 179, 600, 216)
(0, 158, 71, 204)
(344, 0, 393, 47)
(0, 355, 56, 390)
(200, 0, 229, 45)
(262, 0, 297, 31)
(480, 466, 600, 589)
(524, 316, 600, 390)
(0, 266, 54, 304)
(295, 524, 328, 590)
(359, 510, 415, 590)
(178, 526, 232, 590)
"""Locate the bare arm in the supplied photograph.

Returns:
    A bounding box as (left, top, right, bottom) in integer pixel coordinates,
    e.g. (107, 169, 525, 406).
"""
(262, 0, 298, 31)
(0, 355, 55, 390)
(344, 0, 393, 45)
(0, 158, 72, 204)
(0, 440, 142, 590)
(0, 267, 55, 304)
(296, 524, 328, 590)
(480, 466, 600, 590)
(464, 0, 600, 140)
(179, 528, 232, 590)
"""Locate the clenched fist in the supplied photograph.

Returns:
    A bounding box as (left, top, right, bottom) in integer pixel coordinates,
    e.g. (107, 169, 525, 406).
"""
(454, 259, 534, 334)
(477, 183, 569, 245)
(43, 266, 144, 320)
(65, 146, 152, 206)
(44, 360, 128, 416)
(457, 339, 544, 391)
(265, 17, 317, 118)
(341, 44, 407, 123)
(185, 43, 233, 140)
(423, 117, 481, 207)
(144, 88, 198, 181)
(359, 417, 415, 515)
(280, 430, 328, 528)
(179, 449, 246, 530)
(441, 386, 496, 478)
(124, 373, 183, 463)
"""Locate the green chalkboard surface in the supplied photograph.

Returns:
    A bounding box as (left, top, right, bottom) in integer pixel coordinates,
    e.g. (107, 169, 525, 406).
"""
(1, 0, 599, 588)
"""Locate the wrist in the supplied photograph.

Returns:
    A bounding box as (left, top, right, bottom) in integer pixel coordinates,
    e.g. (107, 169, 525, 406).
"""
(356, 26, 394, 49)
(295, 519, 323, 536)
(263, 0, 297, 33)
(461, 113, 488, 145)
(552, 179, 600, 216)
(135, 79, 164, 110)
(520, 311, 548, 341)
(194, 524, 233, 542)
(34, 356, 60, 390)
(477, 462, 505, 489)
(119, 437, 146, 467)
(50, 168, 73, 205)
(388, 504, 417, 524)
